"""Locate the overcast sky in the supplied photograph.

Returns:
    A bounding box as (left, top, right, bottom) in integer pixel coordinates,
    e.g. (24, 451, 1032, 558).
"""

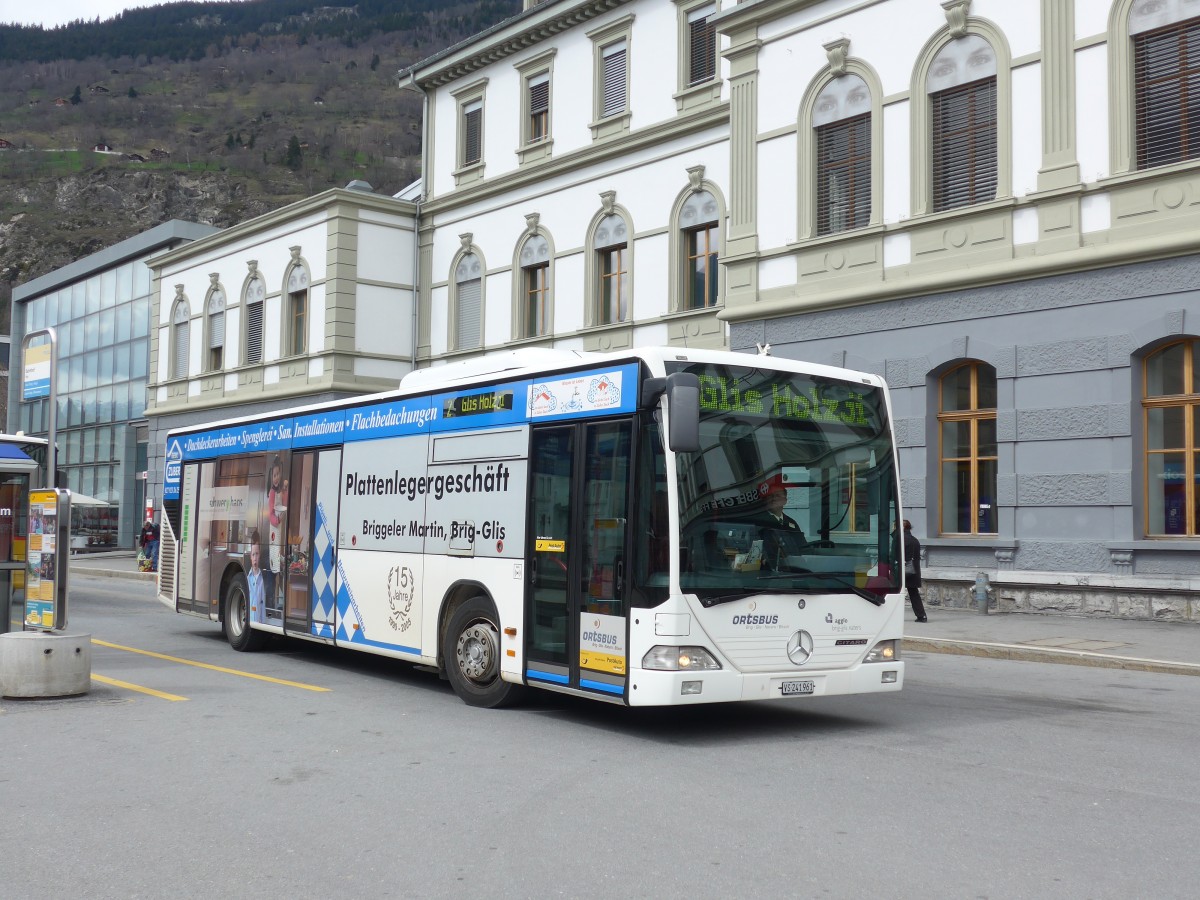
(0, 0, 247, 30)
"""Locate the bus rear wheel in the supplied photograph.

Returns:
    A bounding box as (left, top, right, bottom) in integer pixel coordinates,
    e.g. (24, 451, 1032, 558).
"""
(444, 596, 522, 708)
(225, 573, 266, 652)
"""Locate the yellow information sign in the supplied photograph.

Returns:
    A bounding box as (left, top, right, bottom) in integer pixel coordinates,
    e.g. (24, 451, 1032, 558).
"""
(535, 538, 565, 553)
(579, 651, 626, 675)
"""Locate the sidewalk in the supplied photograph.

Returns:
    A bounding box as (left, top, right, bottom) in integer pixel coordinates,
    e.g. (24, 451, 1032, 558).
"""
(67, 553, 1200, 676)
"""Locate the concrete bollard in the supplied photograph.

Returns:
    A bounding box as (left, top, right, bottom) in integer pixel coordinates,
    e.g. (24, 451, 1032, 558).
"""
(0, 631, 92, 699)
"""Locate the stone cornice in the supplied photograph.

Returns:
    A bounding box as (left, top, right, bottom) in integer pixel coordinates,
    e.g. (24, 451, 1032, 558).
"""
(402, 0, 633, 90)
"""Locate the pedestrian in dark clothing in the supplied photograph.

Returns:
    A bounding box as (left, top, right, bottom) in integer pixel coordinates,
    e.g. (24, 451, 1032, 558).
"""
(903, 519, 928, 622)
(140, 517, 161, 572)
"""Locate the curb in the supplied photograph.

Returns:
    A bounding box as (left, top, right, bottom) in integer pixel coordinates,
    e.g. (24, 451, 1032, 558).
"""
(70, 567, 158, 584)
(904, 636, 1200, 678)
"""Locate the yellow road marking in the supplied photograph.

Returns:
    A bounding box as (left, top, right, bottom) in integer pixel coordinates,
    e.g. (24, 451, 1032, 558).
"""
(91, 673, 188, 702)
(91, 638, 332, 692)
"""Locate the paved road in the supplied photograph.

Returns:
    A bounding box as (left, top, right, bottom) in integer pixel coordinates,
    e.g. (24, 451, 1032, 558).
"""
(2, 575, 1197, 898)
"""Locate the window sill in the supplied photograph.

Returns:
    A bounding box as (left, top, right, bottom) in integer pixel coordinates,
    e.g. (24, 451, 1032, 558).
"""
(452, 161, 485, 187)
(1096, 156, 1200, 189)
(923, 537, 1016, 550)
(589, 111, 632, 141)
(673, 80, 722, 113)
(517, 138, 553, 166)
(1114, 539, 1200, 552)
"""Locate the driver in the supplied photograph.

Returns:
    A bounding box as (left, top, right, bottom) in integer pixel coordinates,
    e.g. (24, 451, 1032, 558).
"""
(757, 478, 807, 568)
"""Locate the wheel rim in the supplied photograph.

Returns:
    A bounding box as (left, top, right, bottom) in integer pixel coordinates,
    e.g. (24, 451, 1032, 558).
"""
(455, 619, 499, 685)
(228, 586, 247, 639)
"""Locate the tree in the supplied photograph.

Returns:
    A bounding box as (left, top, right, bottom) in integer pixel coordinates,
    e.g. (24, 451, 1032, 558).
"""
(127, 86, 138, 98)
(70, 85, 82, 105)
(285, 135, 302, 170)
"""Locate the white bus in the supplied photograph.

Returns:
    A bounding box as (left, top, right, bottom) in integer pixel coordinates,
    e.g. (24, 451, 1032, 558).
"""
(159, 347, 905, 707)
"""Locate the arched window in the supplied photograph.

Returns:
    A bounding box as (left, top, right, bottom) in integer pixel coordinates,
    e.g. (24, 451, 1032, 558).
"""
(205, 283, 225, 372)
(518, 234, 550, 338)
(938, 361, 998, 534)
(679, 190, 721, 309)
(171, 297, 190, 380)
(814, 74, 872, 234)
(285, 263, 309, 357)
(454, 252, 483, 350)
(1143, 340, 1200, 535)
(593, 213, 629, 325)
(927, 34, 998, 212)
(244, 275, 265, 364)
(1130, 1, 1200, 169)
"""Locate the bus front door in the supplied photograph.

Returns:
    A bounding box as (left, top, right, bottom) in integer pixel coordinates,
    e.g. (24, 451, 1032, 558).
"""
(527, 420, 632, 700)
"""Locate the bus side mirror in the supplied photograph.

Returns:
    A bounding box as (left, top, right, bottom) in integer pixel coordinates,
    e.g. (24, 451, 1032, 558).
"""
(640, 373, 700, 453)
(665, 373, 699, 453)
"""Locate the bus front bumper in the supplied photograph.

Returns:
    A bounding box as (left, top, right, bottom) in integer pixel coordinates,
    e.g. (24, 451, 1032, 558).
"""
(625, 660, 904, 706)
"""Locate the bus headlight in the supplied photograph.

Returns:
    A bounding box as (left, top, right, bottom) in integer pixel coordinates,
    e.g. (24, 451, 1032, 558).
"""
(864, 640, 900, 663)
(642, 646, 722, 671)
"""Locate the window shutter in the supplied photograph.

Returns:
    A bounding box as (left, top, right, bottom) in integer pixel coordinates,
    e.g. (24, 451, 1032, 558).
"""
(816, 113, 871, 234)
(463, 102, 482, 165)
(688, 13, 716, 85)
(209, 311, 225, 349)
(530, 78, 549, 115)
(174, 321, 189, 379)
(457, 278, 482, 350)
(1135, 20, 1200, 170)
(602, 42, 627, 117)
(245, 300, 263, 364)
(930, 79, 997, 212)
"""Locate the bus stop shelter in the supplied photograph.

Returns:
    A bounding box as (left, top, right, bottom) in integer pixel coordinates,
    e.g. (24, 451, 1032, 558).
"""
(0, 439, 42, 634)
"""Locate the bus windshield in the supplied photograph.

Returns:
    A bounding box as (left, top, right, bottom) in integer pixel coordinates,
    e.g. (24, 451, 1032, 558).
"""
(669, 361, 899, 603)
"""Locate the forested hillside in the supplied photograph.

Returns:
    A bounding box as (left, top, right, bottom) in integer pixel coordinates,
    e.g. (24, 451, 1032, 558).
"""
(0, 0, 522, 325)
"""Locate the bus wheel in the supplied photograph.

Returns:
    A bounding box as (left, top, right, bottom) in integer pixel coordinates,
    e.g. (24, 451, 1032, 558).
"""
(224, 573, 265, 652)
(444, 596, 522, 708)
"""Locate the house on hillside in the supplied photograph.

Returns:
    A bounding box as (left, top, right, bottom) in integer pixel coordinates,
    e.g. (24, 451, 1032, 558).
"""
(150, 148, 170, 160)
(126, 153, 147, 162)
(53, 97, 69, 107)
(92, 143, 115, 153)
(89, 85, 110, 95)
(0, 138, 13, 149)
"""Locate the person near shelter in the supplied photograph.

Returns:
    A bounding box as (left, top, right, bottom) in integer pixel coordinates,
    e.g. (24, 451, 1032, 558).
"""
(757, 477, 806, 569)
(903, 519, 928, 622)
(139, 516, 160, 572)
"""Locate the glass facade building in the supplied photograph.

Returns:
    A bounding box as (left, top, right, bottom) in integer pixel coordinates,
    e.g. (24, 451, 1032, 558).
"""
(8, 221, 219, 550)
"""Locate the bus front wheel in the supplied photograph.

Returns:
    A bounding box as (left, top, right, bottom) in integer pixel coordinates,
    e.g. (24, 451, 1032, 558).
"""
(443, 596, 522, 708)
(225, 573, 266, 652)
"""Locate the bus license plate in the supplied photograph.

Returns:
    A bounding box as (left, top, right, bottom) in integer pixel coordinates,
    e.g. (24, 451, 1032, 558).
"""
(781, 680, 815, 696)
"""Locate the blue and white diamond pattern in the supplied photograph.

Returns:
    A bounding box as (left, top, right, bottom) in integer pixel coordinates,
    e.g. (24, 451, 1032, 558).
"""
(310, 501, 336, 638)
(335, 558, 367, 644)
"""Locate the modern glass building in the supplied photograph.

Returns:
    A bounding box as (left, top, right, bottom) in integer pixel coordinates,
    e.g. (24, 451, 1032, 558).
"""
(8, 221, 219, 550)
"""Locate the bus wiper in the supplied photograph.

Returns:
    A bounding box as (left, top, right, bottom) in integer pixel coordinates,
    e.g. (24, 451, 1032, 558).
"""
(757, 571, 885, 606)
(698, 591, 757, 608)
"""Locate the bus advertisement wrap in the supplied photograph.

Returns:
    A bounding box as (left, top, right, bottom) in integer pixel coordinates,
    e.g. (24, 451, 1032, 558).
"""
(340, 431, 528, 558)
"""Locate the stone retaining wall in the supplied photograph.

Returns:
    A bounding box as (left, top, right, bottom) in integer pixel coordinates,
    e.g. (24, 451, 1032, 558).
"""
(924, 579, 1200, 623)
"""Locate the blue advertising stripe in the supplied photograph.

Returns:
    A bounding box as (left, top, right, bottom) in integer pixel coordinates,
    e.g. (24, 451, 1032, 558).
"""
(526, 668, 570, 685)
(430, 378, 531, 432)
(292, 410, 348, 448)
(525, 363, 638, 423)
(343, 397, 439, 442)
(170, 361, 642, 466)
(178, 418, 294, 461)
(580, 678, 626, 695)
